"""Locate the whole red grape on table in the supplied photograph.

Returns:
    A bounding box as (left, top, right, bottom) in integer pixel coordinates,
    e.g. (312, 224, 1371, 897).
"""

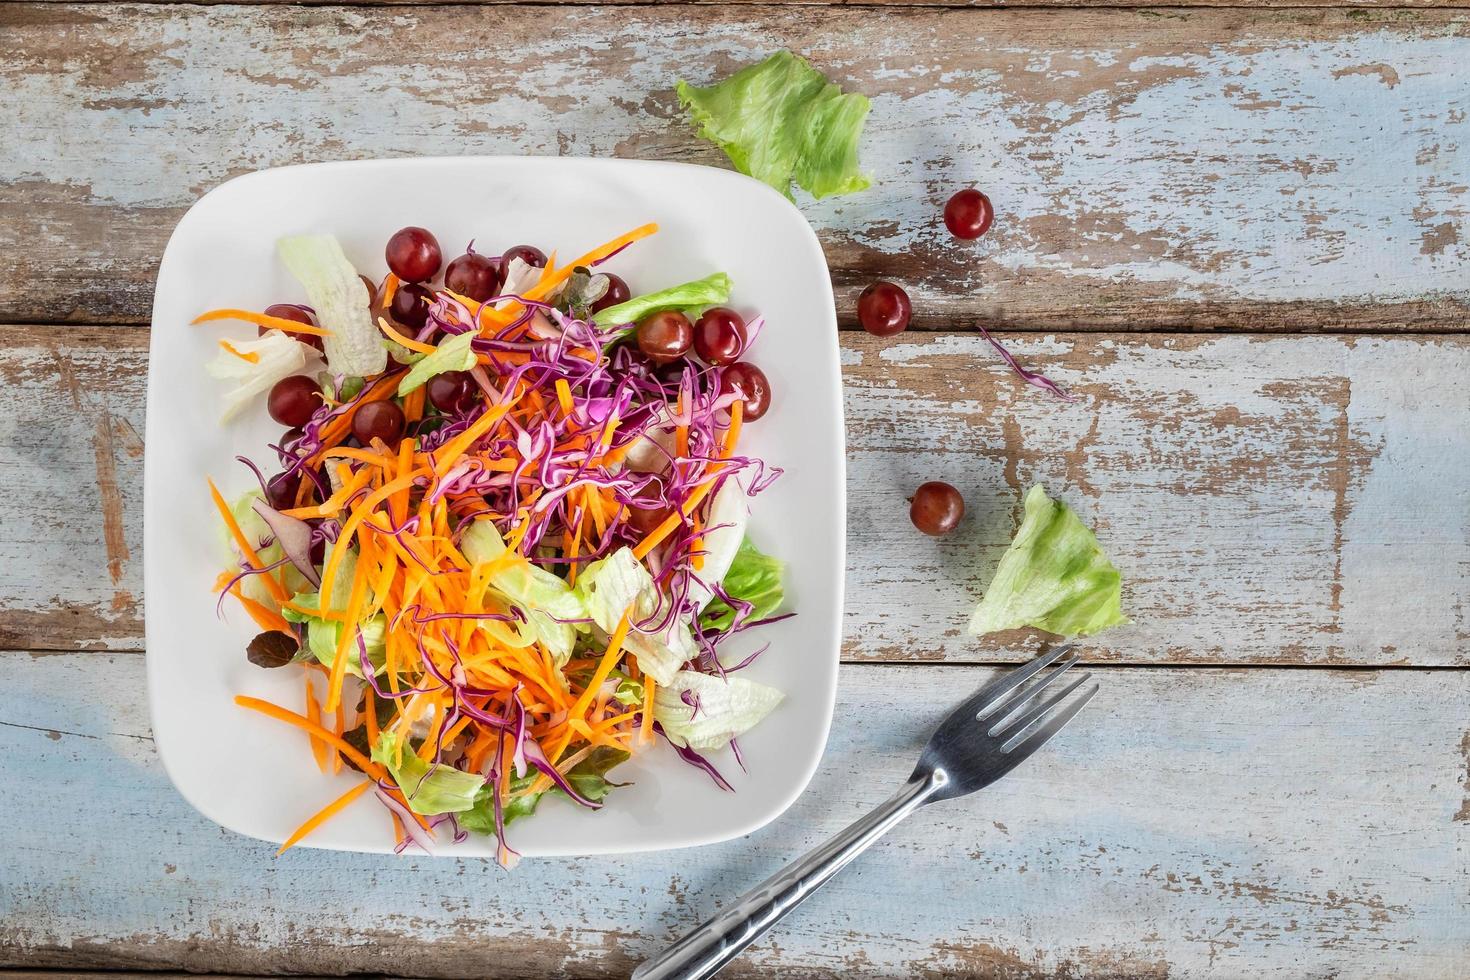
(910, 481, 965, 536)
(858, 281, 911, 337)
(944, 189, 994, 240)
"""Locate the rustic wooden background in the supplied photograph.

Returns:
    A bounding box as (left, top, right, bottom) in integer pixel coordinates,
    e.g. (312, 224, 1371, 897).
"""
(2, 0, 1468, 977)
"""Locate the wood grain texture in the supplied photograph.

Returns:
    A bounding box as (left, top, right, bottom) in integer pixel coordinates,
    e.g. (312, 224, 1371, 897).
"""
(2, 651, 1467, 978)
(3, 325, 1468, 666)
(2, 4, 1467, 329)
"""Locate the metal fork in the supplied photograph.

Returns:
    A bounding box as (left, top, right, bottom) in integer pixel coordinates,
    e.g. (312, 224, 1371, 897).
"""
(633, 646, 1097, 980)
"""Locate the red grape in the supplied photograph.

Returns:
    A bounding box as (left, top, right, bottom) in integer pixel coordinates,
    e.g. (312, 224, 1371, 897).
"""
(943, 189, 994, 240)
(624, 475, 672, 534)
(444, 252, 501, 302)
(721, 362, 771, 421)
(591, 273, 630, 314)
(267, 375, 323, 428)
(426, 370, 478, 414)
(390, 283, 433, 331)
(910, 481, 965, 535)
(857, 281, 911, 337)
(693, 307, 747, 366)
(259, 304, 324, 352)
(636, 311, 693, 365)
(501, 244, 547, 270)
(352, 401, 406, 445)
(385, 227, 442, 283)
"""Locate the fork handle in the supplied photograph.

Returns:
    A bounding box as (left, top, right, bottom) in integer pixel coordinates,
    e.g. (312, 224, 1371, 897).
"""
(633, 771, 942, 980)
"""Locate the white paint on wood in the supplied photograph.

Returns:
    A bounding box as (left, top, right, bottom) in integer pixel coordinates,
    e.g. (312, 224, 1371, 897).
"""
(0, 6, 1466, 325)
(1, 652, 1466, 977)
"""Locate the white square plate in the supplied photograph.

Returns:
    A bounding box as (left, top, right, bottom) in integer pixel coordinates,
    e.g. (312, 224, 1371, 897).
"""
(145, 157, 845, 856)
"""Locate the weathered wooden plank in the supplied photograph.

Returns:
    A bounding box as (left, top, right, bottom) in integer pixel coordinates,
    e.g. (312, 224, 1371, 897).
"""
(2, 5, 1466, 329)
(5, 326, 1469, 666)
(2, 651, 1466, 977)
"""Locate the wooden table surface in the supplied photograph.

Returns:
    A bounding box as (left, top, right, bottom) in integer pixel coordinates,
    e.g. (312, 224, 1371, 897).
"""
(2, 0, 1467, 976)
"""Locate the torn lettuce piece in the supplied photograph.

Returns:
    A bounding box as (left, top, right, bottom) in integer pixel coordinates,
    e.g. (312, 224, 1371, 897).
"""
(277, 234, 386, 377)
(592, 273, 731, 328)
(460, 747, 630, 832)
(676, 50, 871, 201)
(461, 518, 582, 665)
(397, 331, 476, 395)
(968, 485, 1128, 638)
(575, 547, 694, 685)
(654, 670, 784, 752)
(205, 331, 308, 422)
(279, 581, 388, 678)
(699, 536, 785, 633)
(372, 731, 485, 816)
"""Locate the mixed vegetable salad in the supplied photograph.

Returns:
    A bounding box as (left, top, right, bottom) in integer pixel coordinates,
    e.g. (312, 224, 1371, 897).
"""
(201, 222, 791, 862)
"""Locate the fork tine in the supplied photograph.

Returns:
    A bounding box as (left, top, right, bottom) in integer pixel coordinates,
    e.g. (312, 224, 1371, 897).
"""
(973, 644, 1075, 720)
(979, 653, 1080, 728)
(1001, 682, 1099, 756)
(990, 671, 1092, 740)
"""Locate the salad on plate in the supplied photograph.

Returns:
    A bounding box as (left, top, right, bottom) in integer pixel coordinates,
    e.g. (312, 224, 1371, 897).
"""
(199, 222, 789, 863)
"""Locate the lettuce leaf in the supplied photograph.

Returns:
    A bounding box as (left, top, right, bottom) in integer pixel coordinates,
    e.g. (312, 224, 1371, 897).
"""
(593, 273, 731, 328)
(280, 583, 387, 677)
(397, 331, 477, 395)
(654, 670, 784, 751)
(205, 330, 308, 422)
(968, 485, 1128, 638)
(575, 547, 695, 685)
(277, 234, 386, 377)
(676, 50, 871, 201)
(461, 519, 582, 664)
(460, 747, 630, 832)
(372, 731, 485, 816)
(699, 536, 785, 632)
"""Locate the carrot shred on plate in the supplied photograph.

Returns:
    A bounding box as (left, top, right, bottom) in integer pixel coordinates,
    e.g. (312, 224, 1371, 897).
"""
(193, 308, 335, 337)
(276, 781, 372, 856)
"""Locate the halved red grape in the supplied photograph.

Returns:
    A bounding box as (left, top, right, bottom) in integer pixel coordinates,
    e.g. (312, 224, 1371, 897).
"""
(693, 307, 747, 366)
(352, 401, 406, 446)
(721, 362, 771, 421)
(385, 227, 442, 283)
(591, 273, 630, 314)
(426, 370, 479, 414)
(445, 253, 501, 302)
(268, 375, 323, 428)
(636, 311, 693, 365)
(857, 281, 911, 337)
(501, 244, 547, 270)
(259, 304, 324, 352)
(943, 189, 994, 240)
(390, 283, 433, 331)
(910, 481, 965, 535)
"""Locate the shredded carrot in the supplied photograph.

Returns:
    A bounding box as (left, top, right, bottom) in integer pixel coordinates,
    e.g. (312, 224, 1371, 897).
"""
(365, 683, 380, 746)
(331, 698, 346, 775)
(218, 338, 260, 363)
(639, 676, 657, 746)
(234, 696, 386, 779)
(230, 585, 291, 633)
(276, 781, 372, 855)
(304, 678, 330, 773)
(194, 308, 334, 337)
(554, 378, 575, 418)
(377, 316, 437, 354)
(381, 273, 401, 307)
(569, 613, 632, 720)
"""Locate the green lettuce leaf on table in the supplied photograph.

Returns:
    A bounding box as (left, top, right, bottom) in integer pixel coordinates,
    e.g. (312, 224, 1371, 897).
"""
(968, 485, 1128, 638)
(676, 50, 871, 201)
(699, 536, 785, 632)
